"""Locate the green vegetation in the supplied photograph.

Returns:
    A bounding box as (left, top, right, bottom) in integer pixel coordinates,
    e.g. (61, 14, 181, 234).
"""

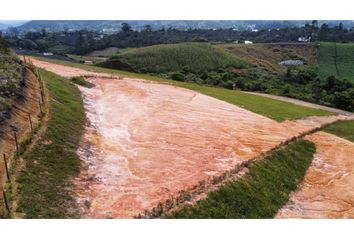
(322, 120, 354, 142)
(168, 140, 316, 218)
(98, 42, 353, 112)
(16, 69, 84, 218)
(30, 56, 332, 121)
(319, 42, 354, 82)
(0, 36, 24, 121)
(101, 42, 248, 73)
(70, 76, 95, 88)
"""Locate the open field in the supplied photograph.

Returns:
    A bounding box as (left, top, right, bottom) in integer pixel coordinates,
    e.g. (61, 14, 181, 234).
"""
(15, 69, 85, 218)
(318, 42, 354, 82)
(169, 140, 315, 218)
(26, 56, 332, 122)
(27, 58, 350, 218)
(277, 131, 354, 218)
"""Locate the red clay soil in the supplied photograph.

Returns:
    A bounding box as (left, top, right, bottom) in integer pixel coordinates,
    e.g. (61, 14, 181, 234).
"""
(28, 57, 352, 218)
(277, 131, 354, 218)
(0, 69, 41, 216)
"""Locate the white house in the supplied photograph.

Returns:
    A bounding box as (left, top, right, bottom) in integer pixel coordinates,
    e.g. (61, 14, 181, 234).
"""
(244, 40, 253, 44)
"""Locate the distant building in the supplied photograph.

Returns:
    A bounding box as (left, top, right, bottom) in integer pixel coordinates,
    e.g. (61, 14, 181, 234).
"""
(244, 40, 253, 44)
(279, 60, 304, 66)
(233, 40, 239, 44)
(298, 36, 311, 42)
(84, 60, 93, 65)
(43, 52, 53, 56)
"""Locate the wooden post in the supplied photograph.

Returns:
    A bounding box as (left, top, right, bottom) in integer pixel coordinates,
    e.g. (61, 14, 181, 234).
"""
(2, 191, 10, 218)
(28, 114, 33, 132)
(13, 130, 19, 155)
(3, 154, 10, 181)
(38, 99, 42, 113)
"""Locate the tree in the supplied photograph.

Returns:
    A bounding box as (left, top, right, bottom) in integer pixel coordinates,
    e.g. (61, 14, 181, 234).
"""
(143, 25, 152, 32)
(311, 20, 318, 29)
(121, 22, 132, 32)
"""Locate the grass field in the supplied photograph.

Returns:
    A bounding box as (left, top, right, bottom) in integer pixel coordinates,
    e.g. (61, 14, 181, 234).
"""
(103, 42, 249, 73)
(168, 139, 315, 218)
(29, 56, 332, 122)
(318, 42, 354, 82)
(16, 69, 84, 218)
(322, 120, 354, 142)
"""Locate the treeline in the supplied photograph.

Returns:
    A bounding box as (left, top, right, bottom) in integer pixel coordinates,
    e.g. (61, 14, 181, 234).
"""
(4, 21, 354, 55)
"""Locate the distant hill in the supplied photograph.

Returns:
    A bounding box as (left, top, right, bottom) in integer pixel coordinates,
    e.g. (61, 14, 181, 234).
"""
(99, 42, 248, 73)
(0, 21, 28, 30)
(16, 20, 354, 33)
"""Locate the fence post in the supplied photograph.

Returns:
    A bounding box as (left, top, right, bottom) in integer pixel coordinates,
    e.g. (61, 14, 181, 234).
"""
(3, 154, 10, 181)
(2, 191, 10, 218)
(28, 114, 33, 132)
(13, 130, 19, 156)
(38, 99, 42, 114)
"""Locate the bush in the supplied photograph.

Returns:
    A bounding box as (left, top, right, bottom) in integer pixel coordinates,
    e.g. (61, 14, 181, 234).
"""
(170, 72, 185, 81)
(70, 76, 95, 88)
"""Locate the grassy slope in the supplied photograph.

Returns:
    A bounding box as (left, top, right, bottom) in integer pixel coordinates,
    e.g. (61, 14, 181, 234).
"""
(219, 43, 318, 73)
(319, 42, 354, 82)
(106, 42, 248, 73)
(30, 56, 332, 122)
(168, 140, 315, 218)
(16, 69, 84, 218)
(322, 120, 354, 142)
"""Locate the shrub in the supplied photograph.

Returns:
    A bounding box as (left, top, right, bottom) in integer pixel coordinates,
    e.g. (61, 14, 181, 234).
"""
(170, 71, 185, 81)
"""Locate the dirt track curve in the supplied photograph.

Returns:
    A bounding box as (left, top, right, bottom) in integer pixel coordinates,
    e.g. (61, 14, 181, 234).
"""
(28, 57, 353, 218)
(245, 91, 354, 116)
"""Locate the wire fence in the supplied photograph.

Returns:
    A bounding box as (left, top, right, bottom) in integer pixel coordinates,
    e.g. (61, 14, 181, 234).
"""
(0, 56, 45, 218)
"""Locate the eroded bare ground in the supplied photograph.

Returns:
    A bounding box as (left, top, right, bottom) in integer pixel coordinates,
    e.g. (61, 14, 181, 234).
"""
(28, 57, 353, 218)
(277, 131, 354, 218)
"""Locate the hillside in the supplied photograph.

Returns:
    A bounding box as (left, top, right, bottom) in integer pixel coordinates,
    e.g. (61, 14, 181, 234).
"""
(0, 37, 25, 122)
(97, 42, 353, 111)
(14, 20, 354, 33)
(218, 43, 318, 73)
(99, 43, 249, 74)
(319, 42, 354, 82)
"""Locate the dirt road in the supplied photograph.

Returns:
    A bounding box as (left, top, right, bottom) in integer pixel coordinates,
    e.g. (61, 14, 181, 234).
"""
(28, 57, 352, 218)
(245, 91, 353, 116)
(277, 131, 354, 218)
